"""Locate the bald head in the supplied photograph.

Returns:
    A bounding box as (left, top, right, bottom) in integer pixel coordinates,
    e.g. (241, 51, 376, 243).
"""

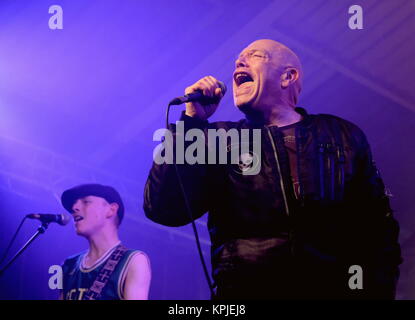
(233, 39, 303, 111)
(247, 39, 303, 91)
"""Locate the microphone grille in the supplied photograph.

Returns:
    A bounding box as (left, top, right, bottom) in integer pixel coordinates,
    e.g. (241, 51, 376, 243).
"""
(59, 213, 71, 226)
(218, 81, 227, 95)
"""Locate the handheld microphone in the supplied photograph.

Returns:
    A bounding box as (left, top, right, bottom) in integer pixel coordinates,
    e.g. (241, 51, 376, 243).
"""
(26, 213, 71, 226)
(169, 81, 227, 105)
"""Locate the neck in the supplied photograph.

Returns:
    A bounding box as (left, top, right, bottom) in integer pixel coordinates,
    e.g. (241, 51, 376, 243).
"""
(86, 228, 120, 261)
(244, 103, 303, 127)
(265, 104, 302, 127)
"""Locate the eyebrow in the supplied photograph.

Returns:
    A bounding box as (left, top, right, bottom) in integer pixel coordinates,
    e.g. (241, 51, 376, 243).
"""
(235, 49, 270, 61)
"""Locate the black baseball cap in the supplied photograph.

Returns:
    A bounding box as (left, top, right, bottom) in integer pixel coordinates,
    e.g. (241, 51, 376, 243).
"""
(61, 183, 124, 225)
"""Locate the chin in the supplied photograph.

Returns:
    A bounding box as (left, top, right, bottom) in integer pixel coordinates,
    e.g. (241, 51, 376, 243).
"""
(235, 96, 252, 110)
(75, 227, 88, 237)
(237, 101, 267, 124)
(236, 96, 258, 112)
(237, 102, 252, 114)
(234, 88, 260, 108)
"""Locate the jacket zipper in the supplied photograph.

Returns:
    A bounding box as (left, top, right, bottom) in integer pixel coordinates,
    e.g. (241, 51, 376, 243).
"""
(328, 144, 335, 201)
(266, 128, 290, 216)
(318, 143, 325, 200)
(336, 145, 345, 199)
(295, 126, 305, 205)
(320, 143, 344, 201)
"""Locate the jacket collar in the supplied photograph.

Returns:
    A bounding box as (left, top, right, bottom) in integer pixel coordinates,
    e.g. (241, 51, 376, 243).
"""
(242, 106, 311, 129)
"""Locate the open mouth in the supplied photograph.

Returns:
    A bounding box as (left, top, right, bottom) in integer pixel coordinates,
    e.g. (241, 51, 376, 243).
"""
(234, 72, 254, 86)
(74, 216, 84, 222)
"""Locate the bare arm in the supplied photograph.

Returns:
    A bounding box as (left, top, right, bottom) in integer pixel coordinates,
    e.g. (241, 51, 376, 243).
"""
(123, 253, 151, 300)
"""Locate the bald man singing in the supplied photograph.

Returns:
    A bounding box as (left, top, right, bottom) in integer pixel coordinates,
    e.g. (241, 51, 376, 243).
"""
(144, 39, 402, 299)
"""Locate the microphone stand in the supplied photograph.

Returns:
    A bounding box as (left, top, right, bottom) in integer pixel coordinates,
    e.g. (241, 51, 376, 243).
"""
(0, 222, 50, 277)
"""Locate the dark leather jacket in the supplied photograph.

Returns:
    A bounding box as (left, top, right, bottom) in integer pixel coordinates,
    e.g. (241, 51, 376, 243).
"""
(144, 107, 402, 298)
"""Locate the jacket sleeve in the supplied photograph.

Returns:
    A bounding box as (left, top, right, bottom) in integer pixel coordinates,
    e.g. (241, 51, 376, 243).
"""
(353, 129, 402, 299)
(143, 112, 210, 227)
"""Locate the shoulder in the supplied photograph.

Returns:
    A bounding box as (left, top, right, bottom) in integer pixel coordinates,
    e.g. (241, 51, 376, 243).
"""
(61, 250, 86, 274)
(125, 250, 151, 268)
(62, 251, 85, 267)
(314, 113, 362, 131)
(121, 250, 151, 300)
(123, 250, 151, 287)
(122, 250, 151, 280)
(313, 113, 368, 146)
(117, 249, 150, 271)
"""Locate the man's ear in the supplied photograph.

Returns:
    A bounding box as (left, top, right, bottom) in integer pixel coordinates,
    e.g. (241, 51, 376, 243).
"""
(107, 203, 119, 219)
(281, 68, 299, 88)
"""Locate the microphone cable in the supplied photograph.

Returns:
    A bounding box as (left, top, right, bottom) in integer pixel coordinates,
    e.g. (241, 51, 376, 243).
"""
(165, 102, 215, 297)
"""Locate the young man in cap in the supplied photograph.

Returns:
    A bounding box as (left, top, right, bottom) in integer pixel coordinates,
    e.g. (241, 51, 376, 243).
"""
(59, 183, 151, 300)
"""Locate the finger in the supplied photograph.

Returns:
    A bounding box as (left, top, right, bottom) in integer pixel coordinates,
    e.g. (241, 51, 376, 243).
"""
(207, 76, 219, 89)
(199, 78, 215, 97)
(208, 76, 224, 98)
(184, 85, 196, 95)
(185, 82, 205, 95)
(186, 76, 218, 97)
(205, 76, 219, 95)
(214, 87, 223, 98)
(207, 76, 221, 96)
